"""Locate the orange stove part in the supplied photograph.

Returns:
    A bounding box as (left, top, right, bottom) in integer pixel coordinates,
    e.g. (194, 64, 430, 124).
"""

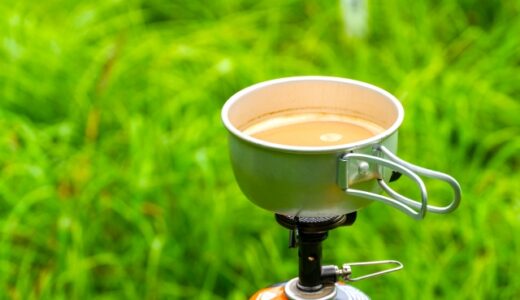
(249, 285, 288, 300)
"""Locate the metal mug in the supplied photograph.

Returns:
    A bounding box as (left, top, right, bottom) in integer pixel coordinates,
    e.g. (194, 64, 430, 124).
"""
(221, 76, 461, 219)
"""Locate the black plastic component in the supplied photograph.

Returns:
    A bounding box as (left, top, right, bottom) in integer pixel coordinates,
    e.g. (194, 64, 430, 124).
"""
(297, 232, 328, 291)
(321, 265, 339, 284)
(289, 229, 297, 248)
(275, 212, 357, 292)
(389, 171, 402, 182)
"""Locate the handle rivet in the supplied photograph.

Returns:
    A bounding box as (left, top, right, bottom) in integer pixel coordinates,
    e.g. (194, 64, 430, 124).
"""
(357, 161, 370, 175)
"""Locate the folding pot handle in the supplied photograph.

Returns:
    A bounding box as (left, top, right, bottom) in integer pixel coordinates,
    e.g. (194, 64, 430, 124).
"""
(338, 152, 428, 220)
(377, 145, 461, 214)
(338, 145, 462, 220)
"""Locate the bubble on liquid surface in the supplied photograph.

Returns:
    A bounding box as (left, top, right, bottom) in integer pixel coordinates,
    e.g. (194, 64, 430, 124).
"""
(320, 133, 343, 142)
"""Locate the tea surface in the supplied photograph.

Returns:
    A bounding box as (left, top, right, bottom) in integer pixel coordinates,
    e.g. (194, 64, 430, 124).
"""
(243, 113, 384, 146)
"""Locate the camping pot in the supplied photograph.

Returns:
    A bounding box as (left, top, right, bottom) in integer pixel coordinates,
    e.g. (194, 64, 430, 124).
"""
(221, 76, 461, 219)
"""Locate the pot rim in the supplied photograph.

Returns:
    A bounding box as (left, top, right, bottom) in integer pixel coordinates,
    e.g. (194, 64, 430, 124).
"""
(221, 76, 404, 154)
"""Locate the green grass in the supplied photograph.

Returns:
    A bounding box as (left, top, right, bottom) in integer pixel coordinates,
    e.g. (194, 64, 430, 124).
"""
(1, 0, 519, 299)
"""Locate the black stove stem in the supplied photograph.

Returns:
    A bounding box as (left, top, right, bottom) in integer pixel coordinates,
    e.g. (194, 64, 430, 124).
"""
(275, 212, 357, 292)
(297, 231, 328, 291)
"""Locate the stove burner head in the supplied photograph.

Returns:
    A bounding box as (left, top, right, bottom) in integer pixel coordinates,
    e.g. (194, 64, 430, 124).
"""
(275, 212, 357, 233)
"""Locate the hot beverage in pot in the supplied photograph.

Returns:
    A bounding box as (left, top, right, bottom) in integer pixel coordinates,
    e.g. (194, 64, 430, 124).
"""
(242, 112, 385, 147)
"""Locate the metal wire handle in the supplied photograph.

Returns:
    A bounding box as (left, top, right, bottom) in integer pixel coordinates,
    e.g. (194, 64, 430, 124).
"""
(377, 145, 461, 214)
(339, 152, 428, 220)
(338, 145, 462, 220)
(340, 260, 404, 282)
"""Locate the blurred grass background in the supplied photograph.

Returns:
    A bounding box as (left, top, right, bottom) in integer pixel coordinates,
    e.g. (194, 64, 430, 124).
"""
(0, 0, 519, 299)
